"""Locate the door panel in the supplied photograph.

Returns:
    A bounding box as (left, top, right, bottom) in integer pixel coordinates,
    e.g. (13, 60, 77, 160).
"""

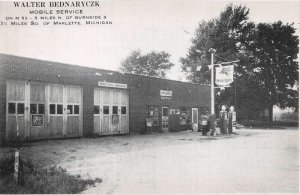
(6, 116, 25, 140)
(49, 85, 63, 102)
(66, 86, 82, 137)
(6, 81, 26, 141)
(48, 85, 64, 138)
(94, 116, 100, 134)
(120, 116, 127, 133)
(30, 84, 46, 140)
(162, 107, 169, 132)
(7, 81, 25, 101)
(192, 108, 199, 131)
(48, 116, 63, 137)
(67, 116, 80, 135)
(102, 116, 110, 135)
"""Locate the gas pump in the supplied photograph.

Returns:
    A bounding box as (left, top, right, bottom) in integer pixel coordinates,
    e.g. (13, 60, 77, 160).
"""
(228, 106, 236, 134)
(219, 105, 228, 135)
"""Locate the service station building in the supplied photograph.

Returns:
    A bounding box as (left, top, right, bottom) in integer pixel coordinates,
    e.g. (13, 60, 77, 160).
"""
(0, 54, 210, 142)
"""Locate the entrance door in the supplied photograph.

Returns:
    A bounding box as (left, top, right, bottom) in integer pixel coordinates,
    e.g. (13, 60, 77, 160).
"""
(162, 107, 169, 132)
(192, 108, 199, 131)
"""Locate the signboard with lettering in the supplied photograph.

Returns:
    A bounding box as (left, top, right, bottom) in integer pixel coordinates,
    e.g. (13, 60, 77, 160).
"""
(160, 90, 172, 100)
(160, 90, 172, 97)
(32, 115, 43, 126)
(98, 81, 127, 89)
(215, 65, 234, 86)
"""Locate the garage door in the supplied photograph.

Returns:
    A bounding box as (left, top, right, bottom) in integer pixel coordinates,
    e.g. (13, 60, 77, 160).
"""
(94, 88, 129, 135)
(6, 80, 82, 141)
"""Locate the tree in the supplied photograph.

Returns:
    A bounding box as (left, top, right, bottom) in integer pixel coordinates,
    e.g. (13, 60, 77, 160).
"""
(120, 50, 174, 78)
(245, 22, 299, 121)
(181, 4, 299, 121)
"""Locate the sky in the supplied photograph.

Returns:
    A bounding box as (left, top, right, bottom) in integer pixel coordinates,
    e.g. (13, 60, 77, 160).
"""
(0, 0, 299, 81)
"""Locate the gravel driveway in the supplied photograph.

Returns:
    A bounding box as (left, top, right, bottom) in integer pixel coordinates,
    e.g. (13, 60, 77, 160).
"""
(14, 128, 299, 194)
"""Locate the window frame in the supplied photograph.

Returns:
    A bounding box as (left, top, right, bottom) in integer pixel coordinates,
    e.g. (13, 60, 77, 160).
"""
(7, 101, 25, 115)
(67, 104, 80, 116)
(146, 105, 159, 126)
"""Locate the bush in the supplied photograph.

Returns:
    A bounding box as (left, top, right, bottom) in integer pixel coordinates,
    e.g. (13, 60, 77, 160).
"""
(241, 120, 298, 128)
(0, 156, 102, 194)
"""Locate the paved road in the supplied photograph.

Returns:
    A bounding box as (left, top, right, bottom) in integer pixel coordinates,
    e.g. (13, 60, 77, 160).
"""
(55, 128, 299, 194)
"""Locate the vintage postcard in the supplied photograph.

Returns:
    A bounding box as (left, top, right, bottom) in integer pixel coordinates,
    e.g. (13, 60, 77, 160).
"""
(0, 0, 299, 194)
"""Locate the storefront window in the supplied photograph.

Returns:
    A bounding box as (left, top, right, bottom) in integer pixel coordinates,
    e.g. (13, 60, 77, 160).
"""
(180, 107, 189, 125)
(146, 106, 159, 126)
(200, 106, 209, 114)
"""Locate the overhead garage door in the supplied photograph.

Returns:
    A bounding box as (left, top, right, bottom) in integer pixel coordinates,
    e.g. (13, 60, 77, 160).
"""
(94, 88, 129, 135)
(6, 80, 82, 141)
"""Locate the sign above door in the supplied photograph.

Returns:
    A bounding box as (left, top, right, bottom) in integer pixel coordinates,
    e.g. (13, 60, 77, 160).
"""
(98, 81, 127, 89)
(160, 90, 172, 100)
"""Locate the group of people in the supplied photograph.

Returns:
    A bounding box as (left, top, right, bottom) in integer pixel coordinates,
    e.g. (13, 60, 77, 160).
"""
(201, 105, 236, 136)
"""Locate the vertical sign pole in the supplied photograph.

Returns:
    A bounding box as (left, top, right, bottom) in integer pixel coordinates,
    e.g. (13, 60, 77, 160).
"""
(210, 49, 215, 115)
(14, 148, 19, 182)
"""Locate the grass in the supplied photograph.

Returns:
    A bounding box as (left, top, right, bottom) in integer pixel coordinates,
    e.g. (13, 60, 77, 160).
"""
(0, 156, 102, 194)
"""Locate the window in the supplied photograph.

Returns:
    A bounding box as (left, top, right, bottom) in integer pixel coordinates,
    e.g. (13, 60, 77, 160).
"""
(31, 104, 45, 114)
(30, 104, 37, 114)
(8, 103, 16, 114)
(50, 104, 56, 114)
(57, 104, 63, 114)
(17, 103, 24, 114)
(50, 104, 63, 115)
(113, 106, 118, 115)
(67, 105, 73, 114)
(121, 106, 126, 114)
(180, 107, 189, 125)
(103, 106, 109, 114)
(94, 106, 100, 114)
(200, 106, 209, 115)
(74, 105, 79, 114)
(146, 106, 159, 126)
(67, 105, 80, 115)
(162, 107, 168, 117)
(38, 104, 45, 114)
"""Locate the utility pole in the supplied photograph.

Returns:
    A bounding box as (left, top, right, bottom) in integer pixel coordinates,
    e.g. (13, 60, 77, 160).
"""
(209, 48, 216, 115)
